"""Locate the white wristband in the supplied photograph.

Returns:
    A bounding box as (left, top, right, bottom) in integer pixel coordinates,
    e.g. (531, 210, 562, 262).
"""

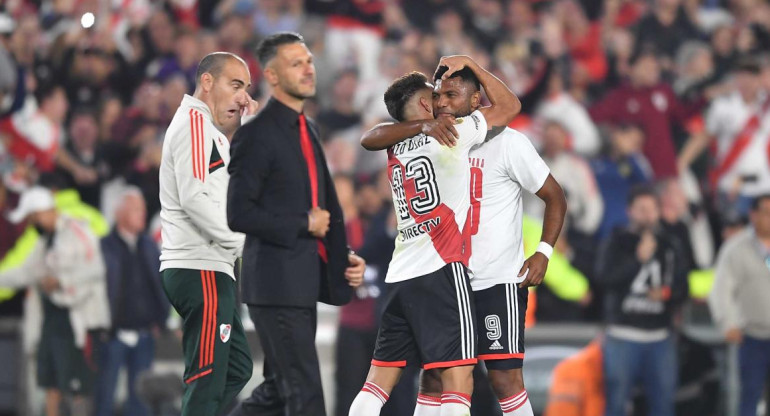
(536, 241, 554, 259)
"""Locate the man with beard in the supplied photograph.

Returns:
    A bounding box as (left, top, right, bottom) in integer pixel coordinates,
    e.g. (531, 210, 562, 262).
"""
(226, 32, 366, 416)
(349, 55, 522, 416)
(596, 185, 689, 416)
(360, 55, 566, 416)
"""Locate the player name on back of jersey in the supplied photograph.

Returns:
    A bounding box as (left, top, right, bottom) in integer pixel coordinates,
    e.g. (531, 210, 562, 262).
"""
(390, 134, 431, 157)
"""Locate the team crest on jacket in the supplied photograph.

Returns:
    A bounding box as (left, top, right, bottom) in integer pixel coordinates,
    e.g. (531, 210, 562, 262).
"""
(220, 324, 231, 343)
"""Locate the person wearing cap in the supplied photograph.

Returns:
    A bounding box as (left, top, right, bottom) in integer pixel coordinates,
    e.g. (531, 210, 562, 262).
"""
(0, 186, 110, 416)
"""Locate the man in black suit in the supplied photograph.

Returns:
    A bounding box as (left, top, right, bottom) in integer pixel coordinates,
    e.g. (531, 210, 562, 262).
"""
(226, 32, 366, 416)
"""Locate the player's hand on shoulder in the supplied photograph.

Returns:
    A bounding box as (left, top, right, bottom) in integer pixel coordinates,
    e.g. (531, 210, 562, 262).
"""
(308, 207, 331, 238)
(421, 116, 458, 147)
(518, 252, 549, 288)
(345, 253, 366, 288)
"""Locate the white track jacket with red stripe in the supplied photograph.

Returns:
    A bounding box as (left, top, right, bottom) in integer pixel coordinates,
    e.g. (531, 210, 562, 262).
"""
(159, 94, 244, 279)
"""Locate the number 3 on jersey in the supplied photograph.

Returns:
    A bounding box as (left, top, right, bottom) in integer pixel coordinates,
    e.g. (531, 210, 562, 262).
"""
(469, 166, 483, 236)
(391, 157, 441, 220)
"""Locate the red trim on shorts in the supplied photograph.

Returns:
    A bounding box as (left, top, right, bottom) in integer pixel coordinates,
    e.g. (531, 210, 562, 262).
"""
(184, 368, 213, 384)
(423, 358, 477, 370)
(371, 359, 406, 367)
(478, 353, 525, 361)
(209, 159, 224, 170)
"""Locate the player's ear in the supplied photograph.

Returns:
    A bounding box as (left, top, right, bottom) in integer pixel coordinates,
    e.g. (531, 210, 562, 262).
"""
(200, 73, 214, 93)
(419, 96, 432, 114)
(471, 90, 481, 110)
(263, 64, 279, 87)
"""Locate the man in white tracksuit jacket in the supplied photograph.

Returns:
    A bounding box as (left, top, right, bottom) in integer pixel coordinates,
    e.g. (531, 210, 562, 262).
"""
(0, 186, 109, 416)
(159, 51, 257, 416)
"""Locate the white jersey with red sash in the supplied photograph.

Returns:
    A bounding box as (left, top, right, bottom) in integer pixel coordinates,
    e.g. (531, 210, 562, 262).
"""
(706, 91, 770, 196)
(385, 111, 488, 283)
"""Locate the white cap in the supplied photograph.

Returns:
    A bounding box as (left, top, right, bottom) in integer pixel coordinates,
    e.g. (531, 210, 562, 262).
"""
(0, 14, 15, 35)
(7, 186, 55, 224)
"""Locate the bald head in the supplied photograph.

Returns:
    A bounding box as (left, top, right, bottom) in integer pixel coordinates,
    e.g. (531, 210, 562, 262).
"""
(195, 52, 249, 86)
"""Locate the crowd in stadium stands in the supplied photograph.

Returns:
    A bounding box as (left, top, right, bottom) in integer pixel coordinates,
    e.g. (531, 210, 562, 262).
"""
(1, 0, 770, 415)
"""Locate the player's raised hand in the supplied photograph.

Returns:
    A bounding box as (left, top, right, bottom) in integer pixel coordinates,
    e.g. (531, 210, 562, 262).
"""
(240, 93, 260, 125)
(345, 253, 366, 287)
(422, 116, 458, 147)
(435, 55, 475, 80)
(241, 93, 259, 117)
(518, 252, 549, 288)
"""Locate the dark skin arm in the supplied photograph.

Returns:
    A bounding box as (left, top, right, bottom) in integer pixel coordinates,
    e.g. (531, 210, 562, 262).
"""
(518, 174, 568, 288)
(361, 55, 522, 151)
(436, 55, 522, 140)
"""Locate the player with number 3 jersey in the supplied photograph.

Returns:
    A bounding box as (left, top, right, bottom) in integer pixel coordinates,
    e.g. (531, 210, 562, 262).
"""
(348, 56, 521, 416)
(360, 54, 568, 416)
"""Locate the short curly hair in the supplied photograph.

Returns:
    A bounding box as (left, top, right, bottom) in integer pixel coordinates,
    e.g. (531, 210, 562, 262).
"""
(384, 72, 432, 122)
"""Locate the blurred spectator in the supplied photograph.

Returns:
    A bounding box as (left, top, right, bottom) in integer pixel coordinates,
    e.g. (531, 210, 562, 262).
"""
(95, 187, 168, 416)
(56, 26, 137, 107)
(540, 120, 604, 236)
(97, 95, 124, 142)
(560, 0, 608, 84)
(149, 28, 199, 90)
(333, 174, 372, 416)
(524, 216, 592, 322)
(106, 83, 164, 177)
(254, 0, 303, 37)
(596, 185, 689, 416)
(658, 179, 697, 270)
(58, 107, 105, 209)
(673, 41, 719, 102)
(536, 66, 602, 157)
(466, 0, 507, 52)
(592, 123, 652, 240)
(216, 14, 260, 87)
(710, 24, 738, 80)
(0, 186, 109, 416)
(0, 83, 68, 175)
(543, 339, 604, 416)
(658, 178, 715, 269)
(318, 69, 362, 140)
(352, 42, 410, 126)
(590, 48, 704, 179)
(703, 59, 770, 218)
(633, 0, 701, 65)
(145, 10, 176, 63)
(309, 0, 385, 82)
(709, 194, 770, 416)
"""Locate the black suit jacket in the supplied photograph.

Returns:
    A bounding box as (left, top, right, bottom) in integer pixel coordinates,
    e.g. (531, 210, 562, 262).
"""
(227, 98, 351, 307)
